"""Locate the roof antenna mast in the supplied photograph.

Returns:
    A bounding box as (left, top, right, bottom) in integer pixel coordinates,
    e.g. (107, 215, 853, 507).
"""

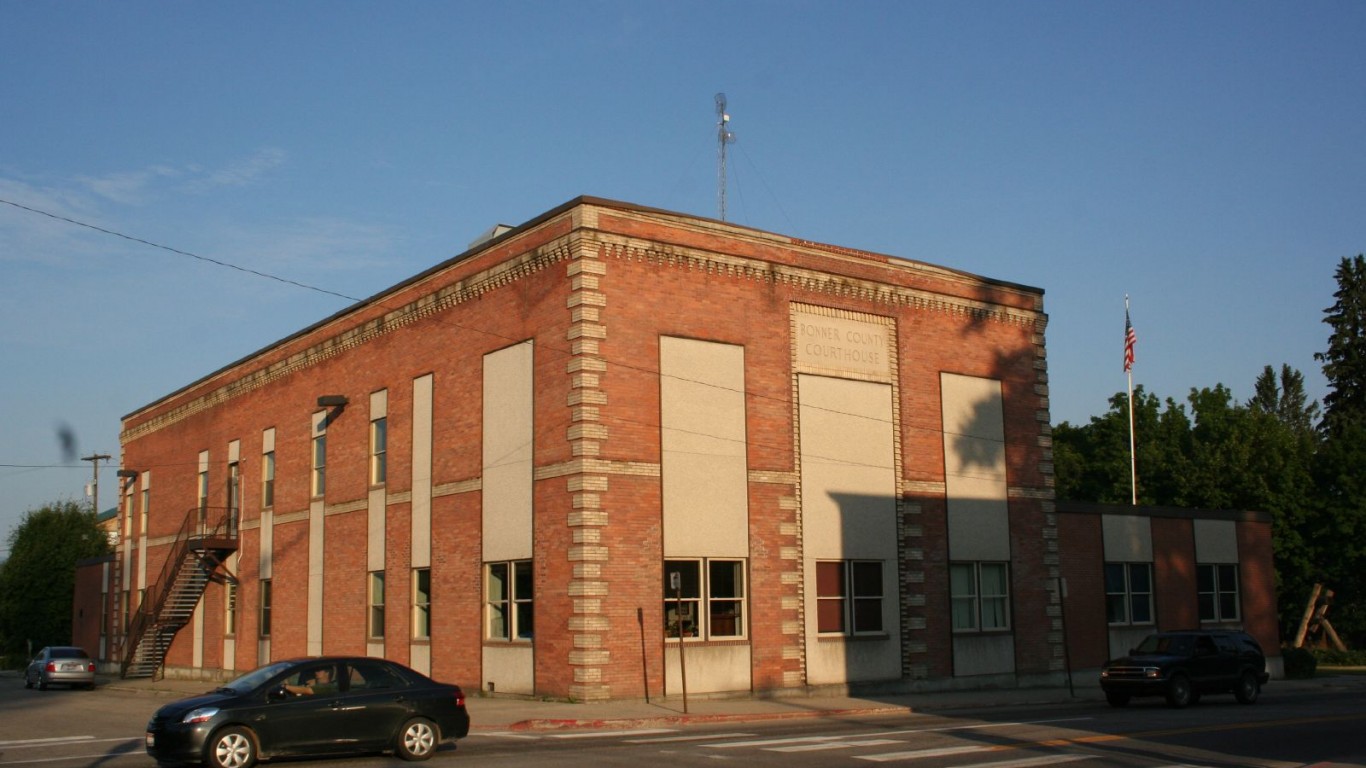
(715, 93, 737, 221)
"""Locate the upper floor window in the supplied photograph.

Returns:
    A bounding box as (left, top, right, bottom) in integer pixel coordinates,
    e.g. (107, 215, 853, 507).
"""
(1105, 562, 1154, 625)
(261, 450, 275, 508)
(1198, 563, 1240, 623)
(370, 417, 387, 486)
(951, 561, 1010, 632)
(311, 432, 327, 497)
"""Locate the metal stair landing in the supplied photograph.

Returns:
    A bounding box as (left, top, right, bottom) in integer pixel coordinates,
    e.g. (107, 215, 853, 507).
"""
(120, 507, 237, 679)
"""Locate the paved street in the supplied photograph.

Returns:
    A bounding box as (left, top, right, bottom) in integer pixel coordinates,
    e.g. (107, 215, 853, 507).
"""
(3, 672, 1366, 767)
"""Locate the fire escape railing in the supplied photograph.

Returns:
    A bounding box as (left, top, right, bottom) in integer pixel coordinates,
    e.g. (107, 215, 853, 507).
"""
(119, 505, 238, 678)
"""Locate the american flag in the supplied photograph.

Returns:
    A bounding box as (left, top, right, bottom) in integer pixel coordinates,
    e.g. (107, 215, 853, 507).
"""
(1124, 308, 1137, 373)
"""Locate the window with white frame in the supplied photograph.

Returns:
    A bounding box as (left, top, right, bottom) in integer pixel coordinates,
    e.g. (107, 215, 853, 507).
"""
(413, 568, 431, 639)
(950, 561, 1010, 632)
(197, 468, 209, 513)
(815, 560, 883, 635)
(368, 571, 385, 639)
(261, 450, 275, 508)
(225, 582, 237, 636)
(663, 559, 746, 640)
(259, 579, 272, 637)
(1197, 563, 1240, 622)
(486, 561, 533, 641)
(370, 416, 387, 486)
(1105, 562, 1154, 625)
(311, 432, 327, 497)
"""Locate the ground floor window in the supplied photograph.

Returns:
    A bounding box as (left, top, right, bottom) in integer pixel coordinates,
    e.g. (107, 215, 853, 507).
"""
(225, 582, 237, 636)
(486, 560, 532, 640)
(664, 559, 747, 640)
(815, 560, 883, 635)
(413, 568, 432, 639)
(1197, 563, 1240, 622)
(950, 561, 1010, 632)
(259, 579, 272, 637)
(368, 571, 385, 639)
(1105, 562, 1154, 625)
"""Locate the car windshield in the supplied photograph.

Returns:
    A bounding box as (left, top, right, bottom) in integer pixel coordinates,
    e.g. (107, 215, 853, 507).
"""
(220, 661, 299, 693)
(1135, 634, 1193, 656)
(51, 648, 88, 659)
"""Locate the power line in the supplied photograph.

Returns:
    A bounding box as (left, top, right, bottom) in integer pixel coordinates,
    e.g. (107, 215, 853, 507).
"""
(2, 196, 1021, 477)
(0, 197, 360, 303)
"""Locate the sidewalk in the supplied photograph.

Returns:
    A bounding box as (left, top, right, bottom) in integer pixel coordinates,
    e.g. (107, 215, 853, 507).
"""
(88, 672, 1366, 732)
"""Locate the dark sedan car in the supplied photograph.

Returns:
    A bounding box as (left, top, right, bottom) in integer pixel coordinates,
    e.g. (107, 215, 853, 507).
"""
(145, 657, 470, 768)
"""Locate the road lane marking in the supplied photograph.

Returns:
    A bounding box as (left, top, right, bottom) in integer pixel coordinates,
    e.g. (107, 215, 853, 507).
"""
(767, 739, 904, 752)
(625, 732, 756, 743)
(0, 739, 94, 749)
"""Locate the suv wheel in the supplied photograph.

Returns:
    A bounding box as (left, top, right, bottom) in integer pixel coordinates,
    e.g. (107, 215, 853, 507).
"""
(1164, 673, 1193, 708)
(1235, 670, 1261, 704)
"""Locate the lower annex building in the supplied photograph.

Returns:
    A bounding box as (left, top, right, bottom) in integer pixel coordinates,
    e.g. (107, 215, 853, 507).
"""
(88, 196, 1279, 698)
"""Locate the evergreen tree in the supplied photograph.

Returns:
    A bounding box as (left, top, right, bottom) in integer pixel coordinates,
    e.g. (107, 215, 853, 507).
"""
(1316, 255, 1366, 437)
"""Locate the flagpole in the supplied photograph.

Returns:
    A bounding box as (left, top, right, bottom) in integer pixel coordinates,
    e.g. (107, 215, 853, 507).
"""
(1125, 296, 1137, 505)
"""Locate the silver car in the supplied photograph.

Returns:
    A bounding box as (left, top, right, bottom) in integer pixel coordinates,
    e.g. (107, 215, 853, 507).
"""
(25, 646, 96, 690)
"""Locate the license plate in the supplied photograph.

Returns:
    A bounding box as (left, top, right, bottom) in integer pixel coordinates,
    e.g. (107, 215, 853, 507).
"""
(145, 733, 155, 748)
(62, 662, 81, 671)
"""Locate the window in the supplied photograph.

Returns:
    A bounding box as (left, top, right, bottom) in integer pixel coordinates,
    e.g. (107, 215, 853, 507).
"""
(225, 582, 237, 636)
(139, 486, 149, 536)
(368, 571, 385, 639)
(950, 561, 1010, 632)
(260, 579, 272, 637)
(1198, 563, 1240, 622)
(413, 568, 431, 639)
(815, 560, 883, 635)
(227, 461, 240, 511)
(197, 468, 209, 513)
(370, 417, 387, 485)
(1105, 562, 1154, 625)
(261, 450, 275, 508)
(486, 561, 533, 640)
(663, 559, 747, 640)
(311, 433, 326, 497)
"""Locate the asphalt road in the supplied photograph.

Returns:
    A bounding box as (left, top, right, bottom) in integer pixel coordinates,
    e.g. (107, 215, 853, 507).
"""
(3, 673, 1365, 768)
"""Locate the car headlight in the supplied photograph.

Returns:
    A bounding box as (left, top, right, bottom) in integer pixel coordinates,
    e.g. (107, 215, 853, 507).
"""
(1100, 669, 1109, 679)
(1144, 667, 1160, 678)
(183, 707, 219, 724)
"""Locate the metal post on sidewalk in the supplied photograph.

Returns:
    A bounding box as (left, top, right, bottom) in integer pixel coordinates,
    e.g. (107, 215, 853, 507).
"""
(637, 607, 649, 703)
(672, 572, 688, 714)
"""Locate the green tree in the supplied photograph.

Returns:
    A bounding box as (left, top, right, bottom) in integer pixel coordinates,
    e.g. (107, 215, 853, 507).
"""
(1316, 255, 1366, 437)
(1312, 255, 1366, 642)
(0, 500, 111, 657)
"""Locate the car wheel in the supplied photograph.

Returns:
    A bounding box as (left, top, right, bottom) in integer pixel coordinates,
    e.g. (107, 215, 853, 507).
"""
(38, 674, 48, 691)
(395, 717, 439, 761)
(206, 726, 257, 768)
(1164, 674, 1193, 708)
(1105, 691, 1131, 707)
(1235, 671, 1261, 704)
(24, 672, 33, 689)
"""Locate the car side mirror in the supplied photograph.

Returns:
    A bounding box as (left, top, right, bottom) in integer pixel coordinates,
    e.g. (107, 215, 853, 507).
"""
(268, 685, 290, 701)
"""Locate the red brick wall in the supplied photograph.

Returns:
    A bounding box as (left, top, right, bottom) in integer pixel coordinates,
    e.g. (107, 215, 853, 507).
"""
(114, 200, 1063, 695)
(1153, 517, 1198, 629)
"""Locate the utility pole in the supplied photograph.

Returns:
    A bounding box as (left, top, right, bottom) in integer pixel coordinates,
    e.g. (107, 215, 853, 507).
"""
(82, 453, 112, 516)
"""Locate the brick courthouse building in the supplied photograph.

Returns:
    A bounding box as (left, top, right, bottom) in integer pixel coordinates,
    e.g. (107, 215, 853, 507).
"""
(89, 197, 1279, 698)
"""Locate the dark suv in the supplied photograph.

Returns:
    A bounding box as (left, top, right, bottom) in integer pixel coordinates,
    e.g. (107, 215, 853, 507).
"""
(1099, 629, 1269, 708)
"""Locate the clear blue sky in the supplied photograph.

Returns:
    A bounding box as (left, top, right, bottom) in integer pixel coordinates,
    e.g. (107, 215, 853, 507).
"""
(3, 2, 1363, 552)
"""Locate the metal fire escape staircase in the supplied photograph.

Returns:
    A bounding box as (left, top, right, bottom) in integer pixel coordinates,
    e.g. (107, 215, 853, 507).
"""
(120, 506, 238, 679)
